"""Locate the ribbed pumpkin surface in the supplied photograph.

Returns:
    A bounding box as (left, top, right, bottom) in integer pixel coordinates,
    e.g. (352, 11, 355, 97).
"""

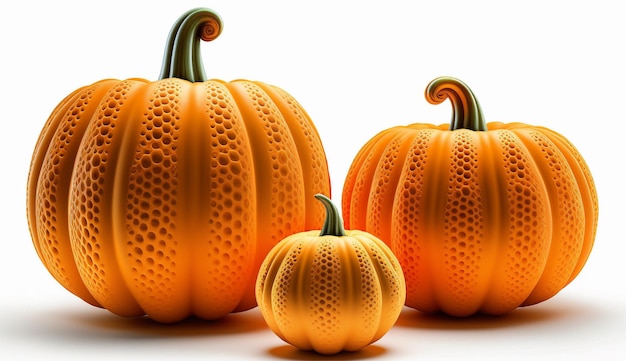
(26, 8, 330, 322)
(342, 77, 598, 316)
(256, 195, 405, 355)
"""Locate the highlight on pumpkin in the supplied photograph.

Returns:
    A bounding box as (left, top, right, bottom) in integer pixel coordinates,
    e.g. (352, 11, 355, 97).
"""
(26, 7, 331, 323)
(342, 76, 598, 317)
(255, 194, 406, 355)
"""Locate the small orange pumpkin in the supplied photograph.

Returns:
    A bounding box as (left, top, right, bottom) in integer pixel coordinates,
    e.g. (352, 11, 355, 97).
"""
(26, 8, 330, 322)
(342, 76, 598, 316)
(256, 194, 405, 355)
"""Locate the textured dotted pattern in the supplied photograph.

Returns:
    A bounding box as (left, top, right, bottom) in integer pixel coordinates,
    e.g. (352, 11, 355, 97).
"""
(344, 149, 377, 229)
(356, 234, 405, 341)
(309, 239, 342, 348)
(342, 129, 397, 234)
(390, 129, 433, 311)
(69, 79, 140, 309)
(267, 239, 304, 339)
(368, 133, 412, 242)
(521, 129, 585, 304)
(194, 81, 256, 313)
(33, 86, 100, 297)
(239, 82, 303, 242)
(350, 239, 380, 344)
(543, 129, 599, 221)
(536, 127, 599, 284)
(124, 80, 182, 310)
(268, 86, 329, 228)
(442, 131, 484, 312)
(491, 130, 549, 313)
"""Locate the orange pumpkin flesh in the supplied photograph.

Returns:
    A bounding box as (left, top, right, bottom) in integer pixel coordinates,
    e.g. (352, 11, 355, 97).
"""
(342, 77, 598, 316)
(26, 8, 330, 322)
(256, 195, 406, 355)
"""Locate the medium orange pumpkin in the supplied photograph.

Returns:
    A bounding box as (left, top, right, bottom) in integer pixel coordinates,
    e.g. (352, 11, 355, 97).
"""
(26, 8, 330, 322)
(256, 194, 405, 355)
(342, 76, 598, 316)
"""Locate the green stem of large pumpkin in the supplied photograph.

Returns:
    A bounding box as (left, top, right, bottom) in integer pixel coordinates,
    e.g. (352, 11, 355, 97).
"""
(315, 194, 347, 237)
(158, 8, 222, 82)
(425, 77, 488, 131)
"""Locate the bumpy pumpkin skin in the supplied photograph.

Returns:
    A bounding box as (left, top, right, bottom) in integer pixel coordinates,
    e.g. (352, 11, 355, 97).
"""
(26, 9, 330, 323)
(256, 195, 406, 355)
(342, 77, 598, 317)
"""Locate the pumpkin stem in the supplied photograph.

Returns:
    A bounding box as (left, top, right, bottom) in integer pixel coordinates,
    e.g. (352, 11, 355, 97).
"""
(158, 8, 222, 82)
(315, 194, 347, 237)
(425, 76, 488, 131)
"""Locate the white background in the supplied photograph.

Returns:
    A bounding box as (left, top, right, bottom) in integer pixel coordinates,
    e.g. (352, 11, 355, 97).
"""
(1, 0, 624, 359)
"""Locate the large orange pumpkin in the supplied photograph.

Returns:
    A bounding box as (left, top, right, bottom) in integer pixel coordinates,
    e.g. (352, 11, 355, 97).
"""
(342, 76, 598, 316)
(26, 8, 331, 322)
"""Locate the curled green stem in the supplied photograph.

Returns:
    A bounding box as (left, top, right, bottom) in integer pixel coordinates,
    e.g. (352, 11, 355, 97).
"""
(425, 76, 488, 131)
(158, 8, 223, 82)
(315, 194, 347, 237)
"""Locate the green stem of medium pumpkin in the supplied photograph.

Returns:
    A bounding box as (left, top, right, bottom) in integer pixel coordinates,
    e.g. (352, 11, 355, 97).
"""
(425, 77, 488, 131)
(158, 8, 222, 82)
(315, 194, 347, 237)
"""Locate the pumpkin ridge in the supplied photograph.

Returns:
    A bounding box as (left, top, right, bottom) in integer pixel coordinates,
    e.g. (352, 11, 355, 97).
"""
(353, 233, 404, 342)
(224, 80, 326, 312)
(345, 129, 399, 235)
(70, 79, 154, 317)
(288, 237, 316, 350)
(424, 130, 472, 314)
(514, 129, 584, 305)
(367, 131, 417, 244)
(110, 80, 161, 312)
(175, 80, 222, 318)
(191, 80, 258, 318)
(324, 236, 354, 353)
(316, 238, 353, 353)
(342, 128, 395, 227)
(256, 82, 331, 229)
(31, 80, 120, 307)
(27, 85, 90, 278)
(343, 237, 382, 348)
(256, 236, 304, 340)
(532, 127, 598, 284)
(436, 130, 486, 315)
(391, 128, 437, 312)
(470, 130, 509, 313)
(479, 130, 552, 314)
(225, 80, 306, 238)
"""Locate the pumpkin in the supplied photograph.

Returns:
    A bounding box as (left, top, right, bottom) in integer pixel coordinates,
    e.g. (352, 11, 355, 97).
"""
(256, 194, 405, 355)
(342, 76, 598, 317)
(26, 8, 331, 323)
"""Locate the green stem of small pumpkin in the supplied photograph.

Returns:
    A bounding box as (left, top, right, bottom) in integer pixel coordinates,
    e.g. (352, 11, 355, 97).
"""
(158, 8, 223, 82)
(315, 194, 347, 237)
(425, 76, 488, 131)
